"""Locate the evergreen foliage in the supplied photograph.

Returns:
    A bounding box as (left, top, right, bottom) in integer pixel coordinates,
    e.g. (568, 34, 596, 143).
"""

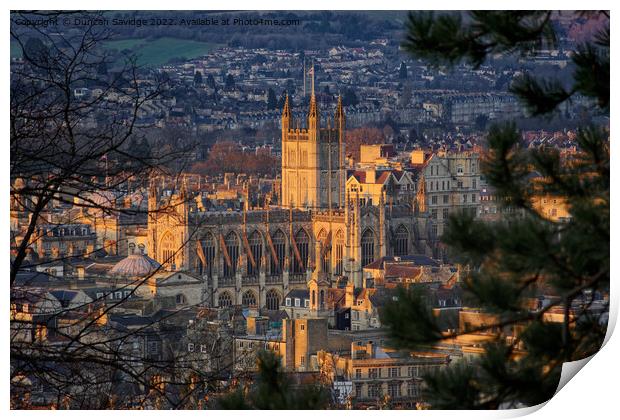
(217, 351, 330, 409)
(381, 11, 609, 409)
(399, 61, 408, 79)
(267, 88, 278, 110)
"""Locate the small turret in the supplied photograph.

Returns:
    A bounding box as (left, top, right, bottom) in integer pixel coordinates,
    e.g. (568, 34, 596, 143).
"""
(282, 94, 291, 130)
(334, 94, 345, 124)
(308, 94, 319, 132)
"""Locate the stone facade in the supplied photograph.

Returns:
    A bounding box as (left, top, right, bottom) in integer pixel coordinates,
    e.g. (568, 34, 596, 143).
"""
(147, 93, 434, 310)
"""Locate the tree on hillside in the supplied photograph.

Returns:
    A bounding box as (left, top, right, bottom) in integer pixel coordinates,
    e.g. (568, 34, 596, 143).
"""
(225, 74, 235, 90)
(399, 61, 408, 79)
(194, 70, 203, 86)
(206, 73, 216, 90)
(217, 351, 330, 409)
(381, 11, 609, 409)
(342, 87, 359, 107)
(345, 127, 385, 162)
(267, 88, 278, 110)
(10, 11, 219, 409)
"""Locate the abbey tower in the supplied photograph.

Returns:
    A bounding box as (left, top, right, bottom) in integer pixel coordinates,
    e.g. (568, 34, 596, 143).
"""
(280, 90, 346, 210)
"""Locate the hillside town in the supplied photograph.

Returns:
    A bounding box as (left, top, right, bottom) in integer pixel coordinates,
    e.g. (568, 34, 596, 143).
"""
(10, 10, 609, 410)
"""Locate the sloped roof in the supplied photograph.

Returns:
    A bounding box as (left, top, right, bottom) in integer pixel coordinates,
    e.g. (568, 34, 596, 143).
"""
(384, 265, 422, 279)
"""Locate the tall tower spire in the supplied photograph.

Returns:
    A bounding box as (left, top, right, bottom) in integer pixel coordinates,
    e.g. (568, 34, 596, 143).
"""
(311, 62, 315, 97)
(335, 94, 345, 123)
(307, 64, 318, 132)
(282, 94, 291, 122)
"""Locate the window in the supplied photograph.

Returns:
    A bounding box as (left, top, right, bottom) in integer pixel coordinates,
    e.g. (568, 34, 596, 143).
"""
(286, 298, 292, 306)
(266, 289, 280, 310)
(361, 230, 375, 267)
(292, 229, 309, 274)
(431, 209, 438, 219)
(388, 382, 401, 398)
(242, 290, 257, 307)
(223, 232, 239, 278)
(355, 384, 362, 399)
(408, 366, 419, 377)
(443, 195, 449, 204)
(295, 298, 300, 307)
(394, 225, 409, 256)
(239, 342, 244, 348)
(389, 367, 400, 378)
(300, 356, 305, 365)
(334, 230, 344, 275)
(197, 234, 215, 277)
(300, 324, 305, 331)
(148, 342, 158, 354)
(318, 229, 331, 274)
(442, 208, 449, 220)
(270, 230, 286, 275)
(247, 231, 262, 276)
(368, 384, 381, 398)
(472, 179, 477, 189)
(176, 294, 187, 305)
(188, 343, 195, 352)
(369, 368, 378, 379)
(471, 194, 476, 203)
(431, 195, 438, 204)
(218, 292, 233, 308)
(161, 231, 175, 268)
(304, 299, 309, 308)
(407, 381, 420, 397)
(355, 369, 362, 379)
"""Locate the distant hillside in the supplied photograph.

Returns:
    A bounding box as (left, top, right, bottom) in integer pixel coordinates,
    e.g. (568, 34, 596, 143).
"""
(103, 37, 222, 67)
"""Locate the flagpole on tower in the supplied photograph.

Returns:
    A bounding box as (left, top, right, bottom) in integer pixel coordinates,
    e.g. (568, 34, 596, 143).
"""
(311, 62, 315, 97)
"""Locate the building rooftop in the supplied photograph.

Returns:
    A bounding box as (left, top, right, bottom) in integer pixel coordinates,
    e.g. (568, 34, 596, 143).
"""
(108, 252, 161, 277)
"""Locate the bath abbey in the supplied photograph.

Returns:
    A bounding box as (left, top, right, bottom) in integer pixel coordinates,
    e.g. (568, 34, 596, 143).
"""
(147, 92, 434, 311)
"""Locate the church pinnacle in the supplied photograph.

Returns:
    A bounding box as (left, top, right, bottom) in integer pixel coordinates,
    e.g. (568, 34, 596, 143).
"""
(335, 94, 344, 122)
(308, 64, 318, 121)
(282, 94, 291, 118)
